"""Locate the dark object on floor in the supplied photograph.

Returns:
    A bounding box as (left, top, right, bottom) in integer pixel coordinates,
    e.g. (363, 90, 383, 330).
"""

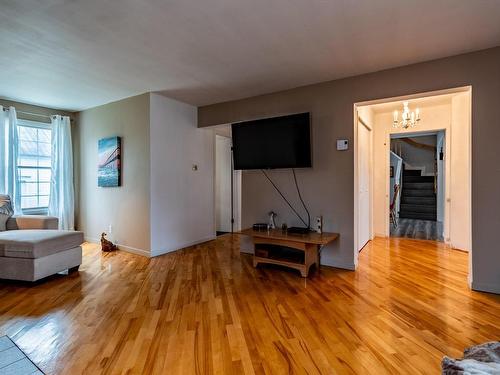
(101, 232, 117, 252)
(442, 341, 500, 374)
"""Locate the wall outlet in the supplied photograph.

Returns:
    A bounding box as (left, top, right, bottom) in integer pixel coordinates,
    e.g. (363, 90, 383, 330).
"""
(316, 216, 323, 234)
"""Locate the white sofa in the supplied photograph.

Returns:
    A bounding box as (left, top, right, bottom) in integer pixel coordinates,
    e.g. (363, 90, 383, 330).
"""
(0, 216, 83, 282)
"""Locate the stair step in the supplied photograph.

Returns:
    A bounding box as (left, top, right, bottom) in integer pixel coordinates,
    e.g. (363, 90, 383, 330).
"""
(402, 189, 436, 197)
(404, 182, 435, 190)
(402, 196, 436, 205)
(399, 212, 437, 220)
(403, 169, 422, 176)
(403, 175, 434, 183)
(400, 204, 437, 214)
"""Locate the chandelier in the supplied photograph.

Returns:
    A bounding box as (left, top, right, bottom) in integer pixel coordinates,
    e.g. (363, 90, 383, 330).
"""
(393, 101, 420, 129)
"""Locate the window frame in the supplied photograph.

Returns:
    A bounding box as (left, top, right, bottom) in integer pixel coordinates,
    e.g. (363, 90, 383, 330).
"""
(16, 118, 52, 215)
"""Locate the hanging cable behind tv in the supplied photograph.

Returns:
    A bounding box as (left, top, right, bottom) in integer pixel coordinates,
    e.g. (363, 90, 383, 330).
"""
(261, 169, 311, 233)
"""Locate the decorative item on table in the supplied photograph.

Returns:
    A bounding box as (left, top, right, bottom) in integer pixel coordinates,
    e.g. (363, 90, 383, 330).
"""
(268, 211, 277, 229)
(98, 136, 121, 187)
(101, 232, 118, 252)
(253, 223, 268, 231)
(281, 223, 288, 233)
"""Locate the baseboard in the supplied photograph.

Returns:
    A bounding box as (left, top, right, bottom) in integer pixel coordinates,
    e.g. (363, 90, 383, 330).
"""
(84, 236, 151, 258)
(471, 281, 500, 295)
(321, 257, 356, 271)
(150, 236, 216, 257)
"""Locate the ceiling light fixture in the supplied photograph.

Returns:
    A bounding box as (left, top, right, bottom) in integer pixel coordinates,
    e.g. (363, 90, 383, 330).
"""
(393, 101, 420, 129)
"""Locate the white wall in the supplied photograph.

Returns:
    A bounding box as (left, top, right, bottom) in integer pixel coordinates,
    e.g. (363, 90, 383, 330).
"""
(149, 93, 215, 256)
(450, 92, 471, 251)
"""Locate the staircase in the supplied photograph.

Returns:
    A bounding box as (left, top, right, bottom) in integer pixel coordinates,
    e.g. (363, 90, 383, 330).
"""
(399, 169, 436, 221)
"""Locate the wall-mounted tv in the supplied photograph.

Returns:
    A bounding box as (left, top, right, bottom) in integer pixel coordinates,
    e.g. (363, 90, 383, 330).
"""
(231, 112, 311, 170)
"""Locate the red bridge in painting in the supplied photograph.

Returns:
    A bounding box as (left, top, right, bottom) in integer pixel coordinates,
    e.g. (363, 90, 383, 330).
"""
(99, 148, 120, 169)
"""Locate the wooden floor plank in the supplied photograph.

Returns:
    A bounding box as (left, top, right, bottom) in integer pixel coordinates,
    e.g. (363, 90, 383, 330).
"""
(0, 235, 499, 374)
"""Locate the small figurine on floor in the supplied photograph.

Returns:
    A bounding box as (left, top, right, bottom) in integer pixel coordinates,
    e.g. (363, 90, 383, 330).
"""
(101, 232, 117, 252)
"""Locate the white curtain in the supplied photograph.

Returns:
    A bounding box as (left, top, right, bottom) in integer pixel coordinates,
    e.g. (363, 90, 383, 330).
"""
(0, 107, 6, 194)
(48, 115, 74, 230)
(0, 106, 21, 214)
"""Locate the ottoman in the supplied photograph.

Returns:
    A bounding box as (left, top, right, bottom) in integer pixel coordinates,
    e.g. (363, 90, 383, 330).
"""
(0, 230, 84, 282)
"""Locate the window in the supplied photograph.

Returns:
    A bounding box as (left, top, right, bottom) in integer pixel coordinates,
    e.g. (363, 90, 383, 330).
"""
(17, 119, 52, 213)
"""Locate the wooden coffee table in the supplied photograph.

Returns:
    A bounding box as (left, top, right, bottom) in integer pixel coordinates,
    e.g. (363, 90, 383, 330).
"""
(238, 228, 339, 277)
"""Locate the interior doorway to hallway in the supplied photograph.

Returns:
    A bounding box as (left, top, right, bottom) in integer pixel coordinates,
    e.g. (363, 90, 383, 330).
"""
(389, 132, 444, 241)
(354, 86, 472, 271)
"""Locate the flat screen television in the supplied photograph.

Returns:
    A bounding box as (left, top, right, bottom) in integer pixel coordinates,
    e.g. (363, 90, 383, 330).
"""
(231, 113, 311, 170)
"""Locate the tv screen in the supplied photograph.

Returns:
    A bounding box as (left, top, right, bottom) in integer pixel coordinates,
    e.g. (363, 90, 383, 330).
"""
(231, 113, 311, 170)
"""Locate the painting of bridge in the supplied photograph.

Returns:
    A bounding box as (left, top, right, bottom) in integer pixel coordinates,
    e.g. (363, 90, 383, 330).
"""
(98, 136, 121, 187)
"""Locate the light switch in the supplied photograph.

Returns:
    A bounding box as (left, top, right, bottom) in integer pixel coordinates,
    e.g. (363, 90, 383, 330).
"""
(337, 139, 349, 151)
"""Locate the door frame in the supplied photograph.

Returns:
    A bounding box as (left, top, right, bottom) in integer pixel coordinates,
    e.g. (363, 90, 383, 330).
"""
(353, 108, 374, 262)
(385, 129, 449, 240)
(213, 130, 242, 235)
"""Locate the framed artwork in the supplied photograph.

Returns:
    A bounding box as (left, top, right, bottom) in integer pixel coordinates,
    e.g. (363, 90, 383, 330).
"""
(98, 136, 121, 187)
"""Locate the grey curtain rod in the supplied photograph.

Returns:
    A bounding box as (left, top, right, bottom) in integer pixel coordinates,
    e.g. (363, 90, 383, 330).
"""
(1, 107, 72, 121)
(2, 108, 50, 118)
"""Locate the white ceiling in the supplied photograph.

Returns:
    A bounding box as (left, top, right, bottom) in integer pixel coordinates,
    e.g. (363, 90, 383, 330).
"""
(1, 0, 500, 111)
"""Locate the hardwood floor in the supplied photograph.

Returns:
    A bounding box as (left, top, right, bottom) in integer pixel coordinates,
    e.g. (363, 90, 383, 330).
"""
(0, 236, 499, 374)
(390, 218, 444, 241)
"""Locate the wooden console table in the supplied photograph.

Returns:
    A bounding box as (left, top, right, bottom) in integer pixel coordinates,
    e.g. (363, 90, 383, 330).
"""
(238, 228, 339, 277)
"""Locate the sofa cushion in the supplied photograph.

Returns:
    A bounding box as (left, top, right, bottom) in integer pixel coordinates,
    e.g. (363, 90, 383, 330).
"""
(6, 215, 59, 230)
(0, 195, 14, 232)
(0, 230, 84, 259)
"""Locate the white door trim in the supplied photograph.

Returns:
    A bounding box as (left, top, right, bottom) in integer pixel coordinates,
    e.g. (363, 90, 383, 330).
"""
(353, 106, 374, 264)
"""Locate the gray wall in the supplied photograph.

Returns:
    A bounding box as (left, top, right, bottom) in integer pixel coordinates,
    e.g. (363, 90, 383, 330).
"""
(76, 93, 151, 255)
(198, 47, 500, 294)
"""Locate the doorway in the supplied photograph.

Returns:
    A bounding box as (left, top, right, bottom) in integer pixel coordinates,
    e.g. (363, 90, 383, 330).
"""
(389, 132, 444, 241)
(354, 87, 472, 277)
(214, 127, 241, 236)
